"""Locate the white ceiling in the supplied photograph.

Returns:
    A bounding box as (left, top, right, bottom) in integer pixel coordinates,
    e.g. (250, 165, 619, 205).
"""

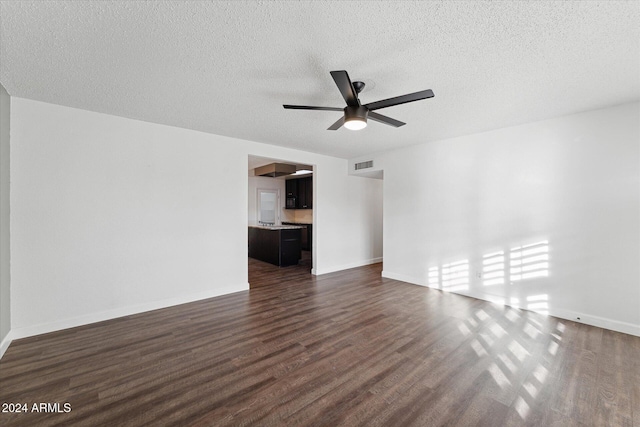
(1, 1, 638, 159)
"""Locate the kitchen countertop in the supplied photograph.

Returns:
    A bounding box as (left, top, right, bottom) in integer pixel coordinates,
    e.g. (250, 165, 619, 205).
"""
(248, 224, 304, 230)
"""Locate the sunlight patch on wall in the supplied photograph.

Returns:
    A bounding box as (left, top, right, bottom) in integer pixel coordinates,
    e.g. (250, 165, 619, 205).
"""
(427, 240, 551, 320)
(482, 251, 505, 286)
(441, 260, 469, 292)
(510, 241, 549, 281)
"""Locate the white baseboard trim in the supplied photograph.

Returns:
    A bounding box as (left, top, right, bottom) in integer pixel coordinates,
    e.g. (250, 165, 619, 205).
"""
(0, 330, 13, 360)
(9, 283, 249, 342)
(544, 308, 640, 337)
(381, 270, 425, 285)
(314, 257, 383, 276)
(380, 270, 640, 337)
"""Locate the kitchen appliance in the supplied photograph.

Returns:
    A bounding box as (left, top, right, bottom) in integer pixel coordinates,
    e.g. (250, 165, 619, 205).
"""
(286, 196, 296, 209)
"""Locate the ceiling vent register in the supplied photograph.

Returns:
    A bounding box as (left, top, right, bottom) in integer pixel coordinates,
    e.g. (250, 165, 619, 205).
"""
(355, 160, 373, 170)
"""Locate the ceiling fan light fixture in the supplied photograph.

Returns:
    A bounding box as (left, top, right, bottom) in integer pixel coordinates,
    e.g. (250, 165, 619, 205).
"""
(344, 118, 367, 131)
(344, 105, 368, 131)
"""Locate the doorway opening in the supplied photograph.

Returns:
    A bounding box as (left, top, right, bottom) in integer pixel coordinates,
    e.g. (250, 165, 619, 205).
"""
(248, 155, 314, 288)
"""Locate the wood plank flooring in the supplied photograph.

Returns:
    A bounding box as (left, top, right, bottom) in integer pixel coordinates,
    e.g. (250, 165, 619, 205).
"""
(1, 259, 639, 426)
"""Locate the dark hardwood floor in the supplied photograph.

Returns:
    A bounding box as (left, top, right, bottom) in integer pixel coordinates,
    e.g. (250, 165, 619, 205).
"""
(1, 260, 639, 426)
(249, 250, 312, 288)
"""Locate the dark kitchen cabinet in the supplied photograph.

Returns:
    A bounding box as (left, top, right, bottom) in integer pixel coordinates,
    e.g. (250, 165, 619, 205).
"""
(285, 176, 312, 209)
(282, 222, 312, 251)
(298, 176, 312, 209)
(248, 226, 301, 267)
(286, 179, 297, 198)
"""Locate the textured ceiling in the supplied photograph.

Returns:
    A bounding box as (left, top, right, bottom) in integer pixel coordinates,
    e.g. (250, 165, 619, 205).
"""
(1, 1, 639, 159)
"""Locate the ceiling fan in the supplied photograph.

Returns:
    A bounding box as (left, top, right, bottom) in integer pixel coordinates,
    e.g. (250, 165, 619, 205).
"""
(283, 70, 434, 131)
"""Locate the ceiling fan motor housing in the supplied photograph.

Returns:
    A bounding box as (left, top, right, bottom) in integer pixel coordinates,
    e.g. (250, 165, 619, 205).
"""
(345, 105, 369, 121)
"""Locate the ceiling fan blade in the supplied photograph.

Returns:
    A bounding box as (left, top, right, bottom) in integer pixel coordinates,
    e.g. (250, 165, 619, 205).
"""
(327, 116, 345, 130)
(368, 111, 406, 128)
(330, 70, 360, 107)
(283, 105, 343, 111)
(364, 89, 434, 111)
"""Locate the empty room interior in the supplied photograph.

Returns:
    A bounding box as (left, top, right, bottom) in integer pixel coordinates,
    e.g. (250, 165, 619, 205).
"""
(0, 1, 639, 426)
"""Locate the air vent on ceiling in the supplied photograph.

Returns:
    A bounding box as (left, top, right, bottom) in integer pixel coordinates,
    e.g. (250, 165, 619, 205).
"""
(355, 160, 373, 170)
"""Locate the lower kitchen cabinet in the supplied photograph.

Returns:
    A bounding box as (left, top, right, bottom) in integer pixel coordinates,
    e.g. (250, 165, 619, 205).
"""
(282, 222, 312, 251)
(248, 226, 302, 267)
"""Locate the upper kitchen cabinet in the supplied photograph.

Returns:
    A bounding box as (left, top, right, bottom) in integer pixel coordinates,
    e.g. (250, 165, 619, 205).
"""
(297, 176, 312, 209)
(304, 176, 313, 208)
(286, 176, 312, 209)
(286, 178, 297, 198)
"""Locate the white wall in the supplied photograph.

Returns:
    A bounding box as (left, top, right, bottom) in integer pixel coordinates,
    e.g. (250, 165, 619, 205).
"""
(309, 165, 383, 273)
(0, 83, 10, 357)
(344, 176, 383, 268)
(376, 102, 640, 336)
(8, 97, 383, 339)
